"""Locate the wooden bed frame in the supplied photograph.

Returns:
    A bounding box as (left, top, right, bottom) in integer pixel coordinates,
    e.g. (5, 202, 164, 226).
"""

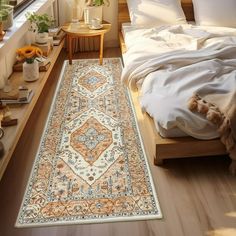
(118, 0, 227, 165)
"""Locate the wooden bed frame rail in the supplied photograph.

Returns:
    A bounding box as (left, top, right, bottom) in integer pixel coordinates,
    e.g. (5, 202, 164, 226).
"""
(118, 0, 227, 165)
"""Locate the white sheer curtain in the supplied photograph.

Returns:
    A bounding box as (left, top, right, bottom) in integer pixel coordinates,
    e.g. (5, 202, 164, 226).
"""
(58, 0, 86, 24)
(66, 0, 86, 22)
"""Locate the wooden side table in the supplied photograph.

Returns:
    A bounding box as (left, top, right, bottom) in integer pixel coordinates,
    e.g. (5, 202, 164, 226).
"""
(62, 21, 111, 65)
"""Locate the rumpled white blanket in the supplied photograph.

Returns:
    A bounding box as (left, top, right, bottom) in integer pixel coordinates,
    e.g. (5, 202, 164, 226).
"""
(121, 24, 236, 140)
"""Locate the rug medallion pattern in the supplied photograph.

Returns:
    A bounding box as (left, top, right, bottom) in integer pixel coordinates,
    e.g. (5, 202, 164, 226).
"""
(16, 58, 162, 227)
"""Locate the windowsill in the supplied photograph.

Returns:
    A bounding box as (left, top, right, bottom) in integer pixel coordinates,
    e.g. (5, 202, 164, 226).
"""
(0, 0, 54, 52)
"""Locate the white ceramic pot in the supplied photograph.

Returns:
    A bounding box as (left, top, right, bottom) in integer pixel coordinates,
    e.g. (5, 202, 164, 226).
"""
(35, 32, 49, 44)
(23, 61, 39, 82)
(84, 6, 103, 25)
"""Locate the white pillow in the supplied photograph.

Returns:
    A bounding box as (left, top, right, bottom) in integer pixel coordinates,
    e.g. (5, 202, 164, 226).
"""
(127, 0, 187, 27)
(192, 0, 236, 28)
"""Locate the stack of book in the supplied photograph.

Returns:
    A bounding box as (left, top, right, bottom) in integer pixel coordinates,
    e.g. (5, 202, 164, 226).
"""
(36, 57, 51, 71)
(0, 86, 34, 105)
(48, 27, 61, 37)
(33, 41, 53, 57)
(52, 28, 66, 46)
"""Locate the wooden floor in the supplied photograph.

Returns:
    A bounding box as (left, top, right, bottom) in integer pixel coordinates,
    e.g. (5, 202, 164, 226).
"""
(0, 48, 235, 236)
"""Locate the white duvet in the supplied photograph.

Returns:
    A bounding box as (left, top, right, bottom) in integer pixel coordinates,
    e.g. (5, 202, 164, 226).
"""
(121, 24, 236, 139)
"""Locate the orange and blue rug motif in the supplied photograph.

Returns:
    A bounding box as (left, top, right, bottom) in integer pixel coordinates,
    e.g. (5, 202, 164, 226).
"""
(16, 58, 162, 227)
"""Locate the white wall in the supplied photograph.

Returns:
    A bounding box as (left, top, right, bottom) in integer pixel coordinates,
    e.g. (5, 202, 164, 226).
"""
(58, 0, 118, 47)
(103, 0, 118, 47)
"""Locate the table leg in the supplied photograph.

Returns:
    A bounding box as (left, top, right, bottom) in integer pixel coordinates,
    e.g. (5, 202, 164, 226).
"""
(68, 36, 73, 65)
(66, 35, 69, 52)
(99, 33, 104, 65)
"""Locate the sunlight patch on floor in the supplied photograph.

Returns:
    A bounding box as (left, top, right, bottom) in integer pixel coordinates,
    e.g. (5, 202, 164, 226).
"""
(207, 228, 236, 236)
(225, 211, 236, 218)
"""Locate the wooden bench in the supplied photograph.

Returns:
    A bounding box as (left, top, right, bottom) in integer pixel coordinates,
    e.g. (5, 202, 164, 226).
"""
(0, 39, 65, 180)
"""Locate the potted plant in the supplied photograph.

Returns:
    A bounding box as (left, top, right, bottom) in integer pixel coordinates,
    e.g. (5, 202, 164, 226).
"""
(16, 45, 43, 81)
(26, 12, 54, 44)
(1, 0, 13, 30)
(0, 0, 13, 40)
(84, 0, 109, 24)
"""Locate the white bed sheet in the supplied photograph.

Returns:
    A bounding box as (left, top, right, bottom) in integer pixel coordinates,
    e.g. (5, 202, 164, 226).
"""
(122, 23, 191, 138)
(121, 23, 236, 139)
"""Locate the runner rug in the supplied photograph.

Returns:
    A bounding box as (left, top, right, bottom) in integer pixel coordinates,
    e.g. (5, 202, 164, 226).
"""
(16, 58, 162, 227)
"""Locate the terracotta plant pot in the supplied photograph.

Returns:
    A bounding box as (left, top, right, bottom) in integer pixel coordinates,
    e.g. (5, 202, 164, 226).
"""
(0, 22, 5, 41)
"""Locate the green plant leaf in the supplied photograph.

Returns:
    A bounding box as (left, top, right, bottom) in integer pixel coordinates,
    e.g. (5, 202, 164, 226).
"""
(25, 12, 54, 33)
(0, 1, 13, 22)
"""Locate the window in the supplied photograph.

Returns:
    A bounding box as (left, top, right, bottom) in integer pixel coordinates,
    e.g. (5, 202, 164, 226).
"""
(10, 0, 36, 16)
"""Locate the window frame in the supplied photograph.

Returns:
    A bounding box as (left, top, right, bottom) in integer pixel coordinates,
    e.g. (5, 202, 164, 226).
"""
(11, 0, 36, 17)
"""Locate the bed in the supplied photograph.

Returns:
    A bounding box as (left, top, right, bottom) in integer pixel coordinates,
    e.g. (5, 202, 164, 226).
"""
(118, 0, 236, 166)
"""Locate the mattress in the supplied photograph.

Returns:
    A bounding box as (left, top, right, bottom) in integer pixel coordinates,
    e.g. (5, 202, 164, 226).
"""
(156, 123, 188, 138)
(121, 22, 136, 38)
